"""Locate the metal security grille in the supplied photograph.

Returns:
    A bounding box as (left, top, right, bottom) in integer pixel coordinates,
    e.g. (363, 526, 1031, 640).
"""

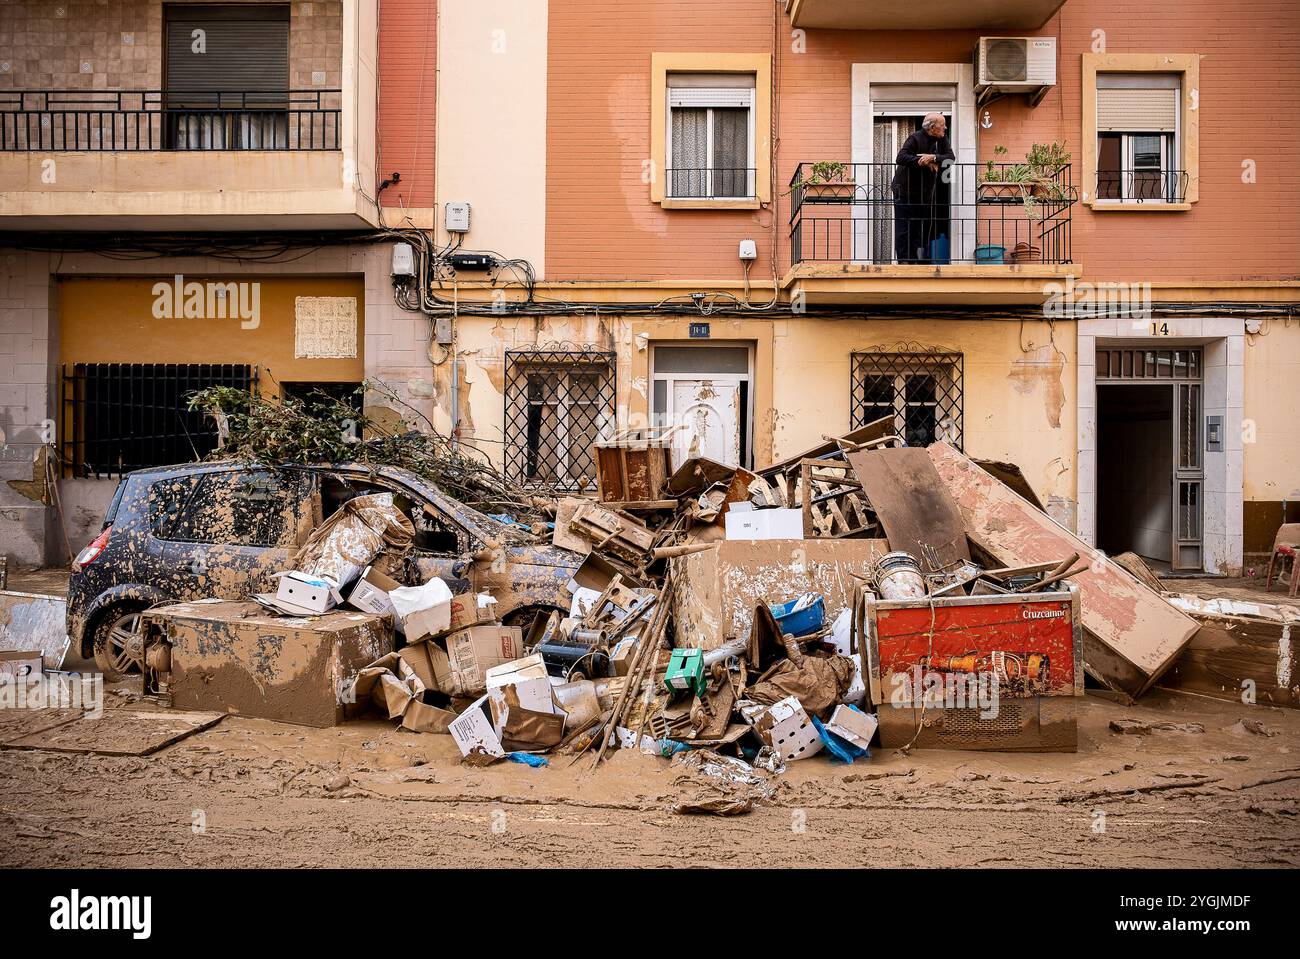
(61, 363, 256, 478)
(504, 349, 615, 490)
(851, 351, 963, 448)
(1095, 347, 1201, 380)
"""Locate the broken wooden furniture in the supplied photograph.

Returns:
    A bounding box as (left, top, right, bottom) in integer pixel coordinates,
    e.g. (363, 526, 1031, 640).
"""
(594, 426, 678, 505)
(1264, 522, 1300, 598)
(926, 441, 1200, 699)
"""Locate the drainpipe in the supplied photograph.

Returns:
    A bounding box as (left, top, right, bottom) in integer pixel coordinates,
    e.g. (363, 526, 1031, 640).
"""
(450, 280, 459, 450)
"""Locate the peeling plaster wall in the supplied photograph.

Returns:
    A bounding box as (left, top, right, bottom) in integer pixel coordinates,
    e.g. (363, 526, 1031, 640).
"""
(442, 312, 1078, 520)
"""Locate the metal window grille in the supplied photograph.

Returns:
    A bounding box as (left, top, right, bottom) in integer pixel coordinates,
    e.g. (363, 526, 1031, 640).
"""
(850, 351, 963, 449)
(61, 363, 256, 478)
(1095, 347, 1201, 381)
(504, 349, 615, 491)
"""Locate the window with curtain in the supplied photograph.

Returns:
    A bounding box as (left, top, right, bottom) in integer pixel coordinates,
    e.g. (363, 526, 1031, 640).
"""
(1096, 73, 1182, 202)
(667, 74, 755, 199)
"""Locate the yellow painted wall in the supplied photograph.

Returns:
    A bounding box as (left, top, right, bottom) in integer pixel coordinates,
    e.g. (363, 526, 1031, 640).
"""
(57, 275, 366, 392)
(435, 313, 1077, 516)
(1243, 320, 1300, 503)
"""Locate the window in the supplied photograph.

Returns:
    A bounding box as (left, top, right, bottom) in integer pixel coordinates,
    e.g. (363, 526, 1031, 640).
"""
(166, 469, 305, 548)
(1096, 74, 1182, 202)
(61, 363, 255, 478)
(1083, 54, 1199, 208)
(667, 74, 755, 200)
(164, 4, 290, 150)
(504, 350, 616, 490)
(851, 352, 963, 448)
(650, 53, 771, 208)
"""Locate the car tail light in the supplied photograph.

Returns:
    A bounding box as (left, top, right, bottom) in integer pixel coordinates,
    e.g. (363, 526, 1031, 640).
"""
(73, 525, 113, 572)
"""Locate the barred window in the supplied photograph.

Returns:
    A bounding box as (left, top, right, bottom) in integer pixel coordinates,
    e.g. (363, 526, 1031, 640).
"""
(851, 351, 963, 448)
(61, 363, 255, 478)
(504, 349, 615, 490)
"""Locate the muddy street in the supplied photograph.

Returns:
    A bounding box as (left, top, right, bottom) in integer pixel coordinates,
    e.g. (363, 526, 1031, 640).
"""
(3, 686, 1295, 869)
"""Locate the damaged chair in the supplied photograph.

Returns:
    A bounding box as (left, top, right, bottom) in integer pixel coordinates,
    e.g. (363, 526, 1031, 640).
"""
(1265, 523, 1300, 598)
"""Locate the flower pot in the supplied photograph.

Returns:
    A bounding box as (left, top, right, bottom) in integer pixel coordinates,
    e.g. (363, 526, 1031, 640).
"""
(1010, 241, 1041, 264)
(977, 181, 1026, 202)
(974, 244, 1007, 264)
(802, 179, 856, 202)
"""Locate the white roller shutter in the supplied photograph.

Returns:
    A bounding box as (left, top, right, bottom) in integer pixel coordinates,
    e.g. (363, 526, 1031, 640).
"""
(1097, 87, 1179, 132)
(669, 88, 754, 109)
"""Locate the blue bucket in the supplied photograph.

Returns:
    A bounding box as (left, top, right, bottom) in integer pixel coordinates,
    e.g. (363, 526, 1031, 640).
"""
(768, 592, 826, 637)
(974, 244, 1006, 263)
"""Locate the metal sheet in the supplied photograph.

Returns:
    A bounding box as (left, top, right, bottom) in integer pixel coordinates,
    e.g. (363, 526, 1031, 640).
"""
(0, 590, 70, 669)
(847, 446, 971, 571)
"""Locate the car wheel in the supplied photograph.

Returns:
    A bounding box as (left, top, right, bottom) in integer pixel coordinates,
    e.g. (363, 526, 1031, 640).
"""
(93, 607, 146, 680)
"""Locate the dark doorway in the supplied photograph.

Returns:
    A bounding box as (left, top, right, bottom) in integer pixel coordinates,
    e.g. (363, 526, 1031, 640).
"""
(1096, 384, 1173, 567)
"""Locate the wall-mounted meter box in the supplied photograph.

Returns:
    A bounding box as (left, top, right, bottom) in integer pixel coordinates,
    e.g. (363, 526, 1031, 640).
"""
(391, 242, 415, 277)
(445, 202, 471, 233)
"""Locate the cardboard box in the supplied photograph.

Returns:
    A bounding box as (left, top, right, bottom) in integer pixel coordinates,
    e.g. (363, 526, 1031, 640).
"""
(398, 643, 438, 694)
(401, 694, 457, 734)
(443, 625, 523, 698)
(447, 592, 499, 632)
(501, 705, 565, 751)
(724, 507, 804, 541)
(448, 695, 505, 759)
(347, 565, 401, 616)
(273, 571, 344, 614)
(144, 601, 393, 728)
(486, 653, 556, 721)
(825, 705, 878, 750)
(402, 599, 452, 644)
(753, 695, 823, 761)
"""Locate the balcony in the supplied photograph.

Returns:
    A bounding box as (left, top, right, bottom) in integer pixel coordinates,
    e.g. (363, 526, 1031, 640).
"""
(784, 0, 1068, 31)
(1, 90, 342, 152)
(0, 0, 379, 229)
(785, 161, 1079, 305)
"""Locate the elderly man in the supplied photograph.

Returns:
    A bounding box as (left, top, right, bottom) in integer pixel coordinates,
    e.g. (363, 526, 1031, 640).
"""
(890, 113, 956, 264)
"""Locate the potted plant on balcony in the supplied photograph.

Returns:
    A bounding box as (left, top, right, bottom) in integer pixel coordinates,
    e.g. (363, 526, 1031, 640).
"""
(787, 160, 856, 201)
(979, 142, 1072, 219)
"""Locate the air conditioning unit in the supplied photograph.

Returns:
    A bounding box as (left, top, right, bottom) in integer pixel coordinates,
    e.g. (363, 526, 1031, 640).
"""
(975, 37, 1057, 105)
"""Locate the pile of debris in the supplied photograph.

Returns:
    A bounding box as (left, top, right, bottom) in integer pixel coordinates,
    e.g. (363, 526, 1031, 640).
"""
(124, 412, 1227, 803)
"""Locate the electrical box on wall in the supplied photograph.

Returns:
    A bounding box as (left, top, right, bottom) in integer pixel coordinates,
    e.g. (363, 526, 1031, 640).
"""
(738, 240, 757, 261)
(444, 202, 471, 233)
(391, 242, 415, 277)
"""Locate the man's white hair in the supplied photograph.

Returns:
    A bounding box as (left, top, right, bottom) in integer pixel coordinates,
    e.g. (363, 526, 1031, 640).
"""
(922, 113, 945, 132)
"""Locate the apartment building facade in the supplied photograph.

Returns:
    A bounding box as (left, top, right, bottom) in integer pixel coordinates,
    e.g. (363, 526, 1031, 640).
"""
(2, 0, 1297, 580)
(418, 0, 1298, 578)
(0, 0, 437, 564)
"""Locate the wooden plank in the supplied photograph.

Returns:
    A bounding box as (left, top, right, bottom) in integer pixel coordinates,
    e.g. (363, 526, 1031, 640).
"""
(847, 446, 971, 570)
(5, 709, 224, 756)
(1159, 595, 1298, 708)
(926, 441, 1199, 698)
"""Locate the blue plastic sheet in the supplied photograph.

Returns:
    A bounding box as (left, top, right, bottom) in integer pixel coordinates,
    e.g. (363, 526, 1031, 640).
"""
(506, 752, 549, 767)
(811, 714, 869, 764)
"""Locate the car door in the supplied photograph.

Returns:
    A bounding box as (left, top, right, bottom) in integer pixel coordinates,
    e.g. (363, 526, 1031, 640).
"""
(160, 467, 316, 601)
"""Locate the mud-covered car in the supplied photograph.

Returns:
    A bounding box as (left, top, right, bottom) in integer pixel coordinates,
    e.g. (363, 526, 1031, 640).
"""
(68, 461, 582, 678)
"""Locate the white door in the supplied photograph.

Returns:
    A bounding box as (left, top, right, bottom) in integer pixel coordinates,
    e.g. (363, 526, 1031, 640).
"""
(671, 379, 740, 467)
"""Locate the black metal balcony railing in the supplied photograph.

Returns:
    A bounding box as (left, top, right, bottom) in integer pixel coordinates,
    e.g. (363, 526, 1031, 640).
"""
(1096, 169, 1189, 204)
(666, 167, 756, 200)
(788, 161, 1076, 266)
(0, 89, 341, 151)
